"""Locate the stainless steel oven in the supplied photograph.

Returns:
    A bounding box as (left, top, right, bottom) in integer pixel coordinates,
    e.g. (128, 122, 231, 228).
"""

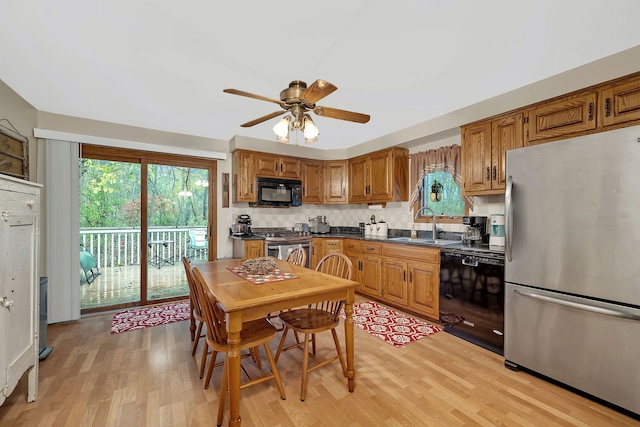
(439, 248, 505, 354)
(256, 229, 312, 268)
(266, 240, 311, 268)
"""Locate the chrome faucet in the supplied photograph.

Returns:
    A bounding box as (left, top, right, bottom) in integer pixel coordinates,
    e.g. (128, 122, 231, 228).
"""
(415, 206, 438, 240)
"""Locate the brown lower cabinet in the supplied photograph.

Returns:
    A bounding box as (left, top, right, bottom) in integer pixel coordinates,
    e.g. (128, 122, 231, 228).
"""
(243, 240, 264, 259)
(344, 238, 440, 321)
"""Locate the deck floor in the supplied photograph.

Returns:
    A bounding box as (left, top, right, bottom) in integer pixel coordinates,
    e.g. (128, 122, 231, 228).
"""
(80, 262, 189, 310)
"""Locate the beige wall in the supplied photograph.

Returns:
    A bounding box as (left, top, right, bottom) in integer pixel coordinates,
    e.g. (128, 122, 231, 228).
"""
(0, 79, 38, 181)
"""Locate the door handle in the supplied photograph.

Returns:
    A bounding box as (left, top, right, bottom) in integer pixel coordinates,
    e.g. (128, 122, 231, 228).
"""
(514, 288, 640, 321)
(505, 175, 513, 262)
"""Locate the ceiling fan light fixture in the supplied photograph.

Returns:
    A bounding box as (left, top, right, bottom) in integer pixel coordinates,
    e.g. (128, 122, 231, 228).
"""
(273, 116, 290, 138)
(302, 114, 319, 140)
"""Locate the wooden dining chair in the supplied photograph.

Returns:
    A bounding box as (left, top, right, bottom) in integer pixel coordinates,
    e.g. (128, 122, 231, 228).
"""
(266, 245, 309, 332)
(286, 245, 307, 267)
(192, 267, 286, 425)
(184, 257, 262, 385)
(182, 257, 206, 357)
(274, 252, 353, 401)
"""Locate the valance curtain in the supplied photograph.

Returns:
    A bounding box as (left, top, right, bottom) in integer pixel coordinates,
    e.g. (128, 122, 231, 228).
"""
(409, 144, 473, 210)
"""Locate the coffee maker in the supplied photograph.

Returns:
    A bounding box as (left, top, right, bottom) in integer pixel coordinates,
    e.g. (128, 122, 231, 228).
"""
(230, 214, 252, 236)
(461, 216, 489, 246)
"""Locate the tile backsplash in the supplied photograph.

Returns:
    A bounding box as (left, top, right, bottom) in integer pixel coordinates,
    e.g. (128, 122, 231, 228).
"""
(227, 193, 505, 234)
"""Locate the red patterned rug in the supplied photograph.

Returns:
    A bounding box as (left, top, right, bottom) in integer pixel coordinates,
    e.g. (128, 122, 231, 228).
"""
(340, 301, 441, 348)
(110, 300, 190, 334)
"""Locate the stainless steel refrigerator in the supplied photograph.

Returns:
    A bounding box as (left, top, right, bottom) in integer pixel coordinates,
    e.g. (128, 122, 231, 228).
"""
(504, 125, 640, 417)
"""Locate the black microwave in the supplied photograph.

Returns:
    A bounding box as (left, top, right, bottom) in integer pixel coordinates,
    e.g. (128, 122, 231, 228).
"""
(251, 177, 302, 207)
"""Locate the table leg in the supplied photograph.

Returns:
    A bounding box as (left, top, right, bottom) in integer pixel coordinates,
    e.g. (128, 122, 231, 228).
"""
(344, 289, 356, 392)
(227, 313, 243, 426)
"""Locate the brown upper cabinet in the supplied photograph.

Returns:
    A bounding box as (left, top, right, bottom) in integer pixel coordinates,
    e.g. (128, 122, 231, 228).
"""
(324, 160, 348, 204)
(301, 159, 324, 204)
(254, 153, 301, 179)
(348, 147, 408, 203)
(462, 71, 640, 195)
(232, 150, 255, 203)
(525, 91, 597, 145)
(462, 112, 524, 195)
(599, 73, 640, 128)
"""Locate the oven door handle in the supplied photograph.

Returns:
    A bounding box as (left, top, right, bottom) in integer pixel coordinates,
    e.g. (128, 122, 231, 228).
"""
(267, 243, 311, 250)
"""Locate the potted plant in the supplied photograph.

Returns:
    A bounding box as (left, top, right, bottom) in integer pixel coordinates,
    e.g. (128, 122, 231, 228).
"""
(430, 179, 443, 201)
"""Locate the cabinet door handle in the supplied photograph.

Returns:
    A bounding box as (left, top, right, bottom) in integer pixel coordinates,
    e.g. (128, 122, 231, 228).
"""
(605, 98, 611, 117)
(588, 102, 594, 121)
(492, 165, 497, 181)
(280, 163, 283, 173)
(403, 270, 406, 281)
(485, 167, 490, 181)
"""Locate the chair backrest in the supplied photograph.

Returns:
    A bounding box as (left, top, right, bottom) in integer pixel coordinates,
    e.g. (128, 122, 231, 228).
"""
(314, 253, 353, 318)
(192, 267, 228, 347)
(315, 253, 353, 280)
(182, 256, 204, 319)
(188, 228, 208, 249)
(286, 246, 307, 267)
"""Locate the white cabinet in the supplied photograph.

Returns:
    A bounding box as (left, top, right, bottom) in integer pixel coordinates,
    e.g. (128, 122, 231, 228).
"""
(0, 174, 40, 406)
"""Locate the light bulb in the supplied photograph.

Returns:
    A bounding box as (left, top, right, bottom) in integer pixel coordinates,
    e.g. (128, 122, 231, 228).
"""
(303, 115, 319, 139)
(273, 116, 290, 138)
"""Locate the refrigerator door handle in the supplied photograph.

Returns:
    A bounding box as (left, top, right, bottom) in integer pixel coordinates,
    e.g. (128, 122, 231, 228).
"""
(514, 288, 640, 321)
(505, 175, 513, 262)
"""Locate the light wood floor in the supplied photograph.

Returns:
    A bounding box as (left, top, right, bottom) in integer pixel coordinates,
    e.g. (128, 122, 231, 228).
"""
(2, 296, 637, 427)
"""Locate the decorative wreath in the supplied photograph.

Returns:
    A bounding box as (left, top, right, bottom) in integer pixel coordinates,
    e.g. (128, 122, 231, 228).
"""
(242, 257, 277, 275)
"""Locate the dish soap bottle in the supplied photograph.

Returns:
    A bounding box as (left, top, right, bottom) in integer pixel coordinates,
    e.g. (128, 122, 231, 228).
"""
(410, 224, 417, 238)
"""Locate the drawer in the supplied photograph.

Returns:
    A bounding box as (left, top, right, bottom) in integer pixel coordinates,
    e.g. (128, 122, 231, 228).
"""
(324, 239, 342, 249)
(361, 242, 382, 255)
(383, 244, 439, 263)
(0, 188, 40, 214)
(343, 239, 361, 253)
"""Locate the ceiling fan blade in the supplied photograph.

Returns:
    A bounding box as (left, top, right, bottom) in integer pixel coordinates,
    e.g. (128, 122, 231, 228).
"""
(314, 106, 370, 123)
(240, 110, 286, 127)
(223, 88, 282, 105)
(300, 80, 337, 104)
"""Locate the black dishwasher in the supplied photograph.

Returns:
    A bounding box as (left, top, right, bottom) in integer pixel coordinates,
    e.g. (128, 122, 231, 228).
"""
(439, 249, 505, 354)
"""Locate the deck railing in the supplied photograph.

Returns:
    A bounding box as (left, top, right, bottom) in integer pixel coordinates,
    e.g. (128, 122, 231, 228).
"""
(79, 227, 208, 268)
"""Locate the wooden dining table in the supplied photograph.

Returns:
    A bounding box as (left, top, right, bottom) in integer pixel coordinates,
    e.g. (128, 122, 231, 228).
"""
(193, 257, 359, 427)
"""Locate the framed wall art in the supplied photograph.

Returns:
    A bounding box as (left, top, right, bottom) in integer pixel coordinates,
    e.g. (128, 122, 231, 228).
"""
(0, 119, 28, 180)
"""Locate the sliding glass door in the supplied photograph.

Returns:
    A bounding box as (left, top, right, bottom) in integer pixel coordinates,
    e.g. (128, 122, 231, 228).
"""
(146, 163, 209, 301)
(79, 145, 216, 313)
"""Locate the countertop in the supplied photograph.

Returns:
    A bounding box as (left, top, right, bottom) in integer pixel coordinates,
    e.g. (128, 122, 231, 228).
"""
(230, 231, 505, 255)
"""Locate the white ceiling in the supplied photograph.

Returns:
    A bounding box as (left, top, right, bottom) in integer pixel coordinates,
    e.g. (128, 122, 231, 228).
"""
(2, 1, 640, 150)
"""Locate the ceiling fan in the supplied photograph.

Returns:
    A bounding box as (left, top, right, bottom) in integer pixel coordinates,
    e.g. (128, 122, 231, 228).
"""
(223, 79, 370, 143)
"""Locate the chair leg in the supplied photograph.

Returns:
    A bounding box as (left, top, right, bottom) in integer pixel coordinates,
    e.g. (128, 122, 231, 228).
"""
(205, 350, 218, 389)
(192, 320, 203, 356)
(250, 346, 262, 369)
(311, 333, 317, 355)
(217, 358, 228, 427)
(300, 333, 311, 401)
(262, 342, 286, 400)
(199, 341, 209, 378)
(331, 329, 347, 376)
(274, 326, 290, 362)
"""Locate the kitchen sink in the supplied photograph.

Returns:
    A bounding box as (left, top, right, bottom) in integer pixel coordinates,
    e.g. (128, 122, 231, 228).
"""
(386, 237, 460, 246)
